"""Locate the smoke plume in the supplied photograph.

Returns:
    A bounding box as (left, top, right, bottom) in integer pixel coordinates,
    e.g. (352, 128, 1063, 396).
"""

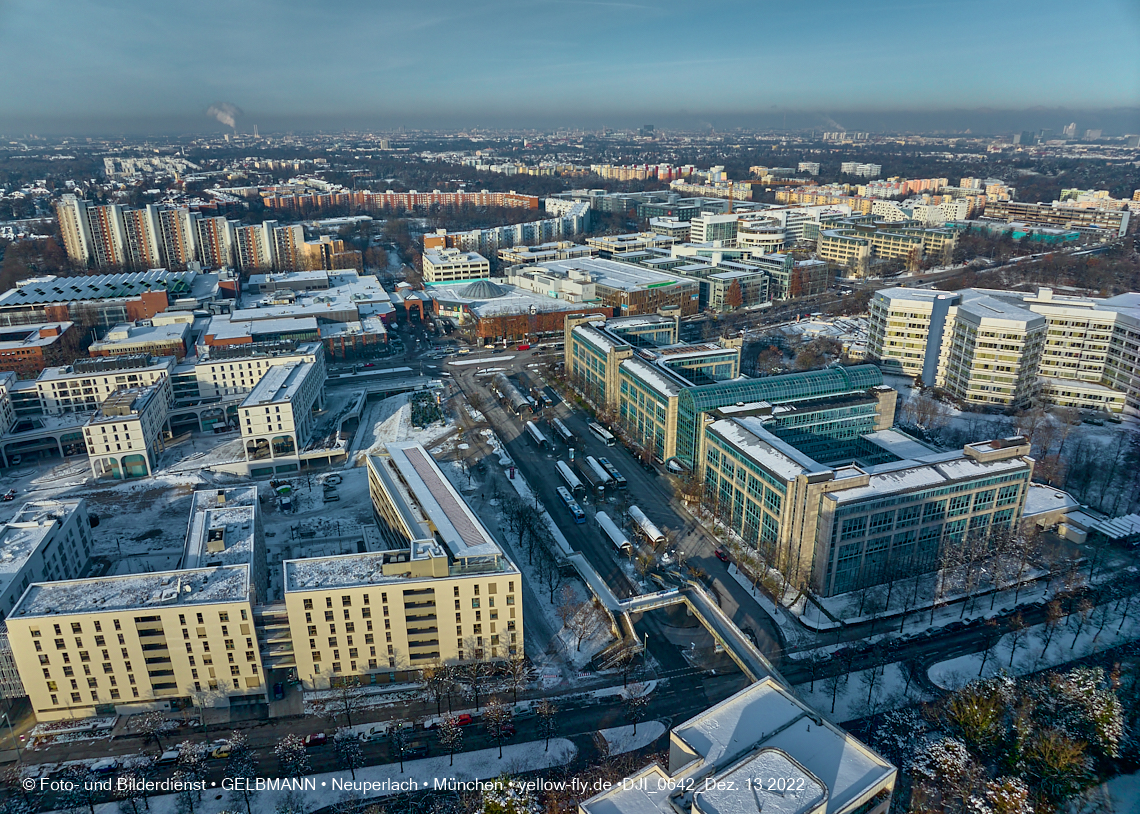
(206, 102, 243, 130)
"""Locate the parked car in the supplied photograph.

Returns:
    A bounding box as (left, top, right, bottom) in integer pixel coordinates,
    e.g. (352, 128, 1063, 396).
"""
(323, 474, 343, 486)
(304, 733, 327, 747)
(210, 745, 231, 760)
(2, 489, 16, 502)
(90, 759, 120, 774)
(273, 683, 284, 700)
(156, 750, 180, 766)
(714, 549, 730, 563)
(517, 344, 531, 351)
(360, 724, 388, 742)
(453, 713, 475, 727)
(405, 741, 429, 759)
(323, 491, 340, 503)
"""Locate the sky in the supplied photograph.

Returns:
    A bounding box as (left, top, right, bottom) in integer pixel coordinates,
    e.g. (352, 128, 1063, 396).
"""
(1, 0, 1138, 134)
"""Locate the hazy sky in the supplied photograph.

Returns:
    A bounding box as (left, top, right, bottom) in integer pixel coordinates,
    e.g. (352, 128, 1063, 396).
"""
(2, 0, 1138, 133)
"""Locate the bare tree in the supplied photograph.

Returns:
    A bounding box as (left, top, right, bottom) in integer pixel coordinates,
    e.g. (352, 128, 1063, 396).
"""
(333, 727, 364, 780)
(536, 700, 558, 752)
(624, 683, 651, 736)
(483, 699, 514, 759)
(437, 716, 463, 766)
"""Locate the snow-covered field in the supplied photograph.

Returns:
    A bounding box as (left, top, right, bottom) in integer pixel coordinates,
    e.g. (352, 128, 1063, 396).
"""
(928, 601, 1140, 689)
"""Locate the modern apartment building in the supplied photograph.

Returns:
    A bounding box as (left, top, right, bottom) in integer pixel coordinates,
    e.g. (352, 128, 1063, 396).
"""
(277, 443, 524, 687)
(34, 355, 177, 416)
(421, 249, 491, 284)
(83, 379, 173, 479)
(868, 286, 1140, 412)
(581, 678, 895, 814)
(6, 487, 268, 721)
(818, 220, 958, 276)
(0, 499, 91, 622)
(239, 360, 326, 477)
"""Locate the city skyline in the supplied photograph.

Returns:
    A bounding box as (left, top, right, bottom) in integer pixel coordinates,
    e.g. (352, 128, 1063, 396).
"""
(1, 0, 1138, 134)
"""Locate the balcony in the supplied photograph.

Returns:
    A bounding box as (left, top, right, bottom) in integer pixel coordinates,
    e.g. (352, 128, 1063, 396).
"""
(405, 614, 436, 623)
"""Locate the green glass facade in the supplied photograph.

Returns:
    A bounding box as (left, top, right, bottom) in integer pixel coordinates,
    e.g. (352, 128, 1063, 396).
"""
(675, 365, 884, 468)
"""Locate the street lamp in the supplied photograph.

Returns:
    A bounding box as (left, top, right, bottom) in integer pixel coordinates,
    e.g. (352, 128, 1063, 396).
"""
(1, 712, 21, 762)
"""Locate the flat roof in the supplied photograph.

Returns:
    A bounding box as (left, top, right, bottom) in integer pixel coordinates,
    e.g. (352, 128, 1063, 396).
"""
(830, 453, 1029, 504)
(205, 315, 320, 341)
(694, 750, 826, 814)
(90, 322, 188, 349)
(383, 442, 503, 559)
(708, 419, 822, 481)
(0, 500, 84, 600)
(673, 680, 893, 814)
(240, 361, 315, 407)
(182, 487, 259, 570)
(12, 566, 250, 617)
(0, 323, 73, 350)
(861, 429, 940, 460)
(620, 357, 683, 398)
(1023, 483, 1081, 518)
(0, 270, 194, 307)
(522, 257, 690, 292)
(427, 281, 598, 317)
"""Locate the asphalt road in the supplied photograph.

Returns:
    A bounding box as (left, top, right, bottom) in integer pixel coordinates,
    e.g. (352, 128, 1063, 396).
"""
(446, 352, 787, 664)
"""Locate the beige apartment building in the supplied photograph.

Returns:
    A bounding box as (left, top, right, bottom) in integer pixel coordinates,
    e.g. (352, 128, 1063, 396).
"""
(869, 286, 1140, 412)
(277, 443, 523, 689)
(239, 360, 325, 476)
(6, 487, 268, 722)
(83, 378, 173, 479)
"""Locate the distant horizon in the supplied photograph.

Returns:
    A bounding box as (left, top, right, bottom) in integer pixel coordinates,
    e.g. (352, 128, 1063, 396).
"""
(1, 0, 1137, 136)
(5, 106, 1140, 140)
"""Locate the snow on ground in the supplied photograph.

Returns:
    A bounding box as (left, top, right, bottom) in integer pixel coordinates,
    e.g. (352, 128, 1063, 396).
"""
(928, 602, 1140, 690)
(351, 392, 455, 463)
(596, 721, 667, 755)
(1081, 769, 1140, 813)
(43, 738, 578, 814)
(793, 662, 930, 724)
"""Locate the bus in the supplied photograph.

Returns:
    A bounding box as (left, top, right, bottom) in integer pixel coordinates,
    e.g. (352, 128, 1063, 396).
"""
(588, 421, 617, 446)
(596, 457, 627, 490)
(551, 418, 576, 448)
(629, 505, 666, 548)
(556, 486, 586, 524)
(525, 421, 549, 450)
(596, 511, 633, 556)
(555, 460, 585, 497)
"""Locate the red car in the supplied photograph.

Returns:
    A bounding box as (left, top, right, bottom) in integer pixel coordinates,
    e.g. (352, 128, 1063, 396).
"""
(2, 489, 15, 502)
(714, 549, 730, 563)
(517, 344, 531, 351)
(303, 733, 327, 747)
(453, 714, 474, 727)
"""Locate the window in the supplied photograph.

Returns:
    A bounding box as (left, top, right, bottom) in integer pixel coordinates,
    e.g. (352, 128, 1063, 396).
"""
(325, 611, 334, 622)
(342, 595, 352, 606)
(303, 599, 313, 610)
(219, 612, 229, 623)
(471, 599, 480, 609)
(948, 495, 971, 517)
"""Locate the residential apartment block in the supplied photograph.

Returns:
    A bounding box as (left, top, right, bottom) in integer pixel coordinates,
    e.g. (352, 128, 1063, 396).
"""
(982, 200, 1129, 237)
(6, 487, 267, 721)
(868, 286, 1140, 412)
(83, 379, 173, 479)
(277, 443, 524, 687)
(239, 360, 326, 477)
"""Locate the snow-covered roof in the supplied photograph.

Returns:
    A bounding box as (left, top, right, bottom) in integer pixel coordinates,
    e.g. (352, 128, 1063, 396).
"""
(694, 750, 826, 814)
(0, 500, 85, 601)
(382, 442, 504, 560)
(672, 679, 893, 814)
(620, 357, 683, 398)
(523, 257, 689, 292)
(861, 429, 940, 460)
(1022, 484, 1080, 518)
(240, 361, 317, 407)
(573, 323, 625, 355)
(1092, 513, 1140, 540)
(829, 453, 1029, 504)
(182, 487, 259, 570)
(707, 419, 822, 481)
(0, 323, 74, 351)
(12, 565, 250, 618)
